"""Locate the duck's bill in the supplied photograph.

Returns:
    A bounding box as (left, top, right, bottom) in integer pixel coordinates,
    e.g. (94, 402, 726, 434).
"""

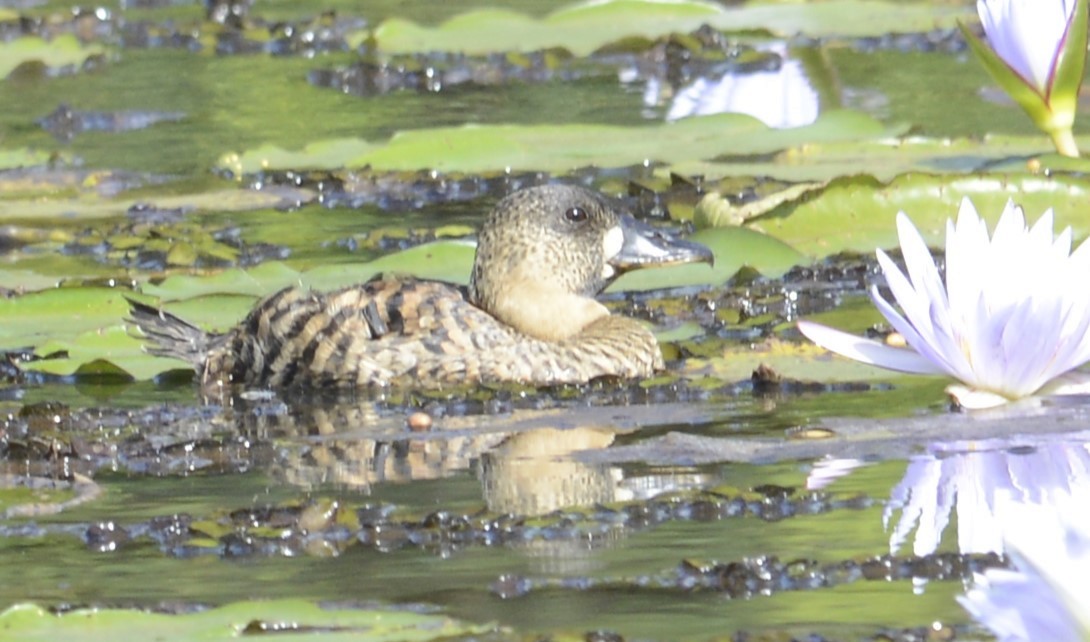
(608, 215, 714, 272)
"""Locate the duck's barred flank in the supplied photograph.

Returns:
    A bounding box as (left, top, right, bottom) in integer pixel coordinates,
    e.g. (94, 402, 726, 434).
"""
(129, 277, 663, 389)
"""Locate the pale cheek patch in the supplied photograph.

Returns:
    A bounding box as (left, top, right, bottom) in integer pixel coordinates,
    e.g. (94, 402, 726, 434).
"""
(602, 226, 624, 261)
(601, 226, 624, 280)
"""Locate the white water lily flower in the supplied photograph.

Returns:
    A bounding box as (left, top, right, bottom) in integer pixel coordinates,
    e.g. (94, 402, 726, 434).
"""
(965, 0, 1088, 156)
(798, 198, 1090, 409)
(958, 494, 1090, 642)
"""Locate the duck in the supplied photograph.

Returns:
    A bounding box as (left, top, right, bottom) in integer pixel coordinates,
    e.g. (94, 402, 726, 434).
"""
(127, 184, 714, 389)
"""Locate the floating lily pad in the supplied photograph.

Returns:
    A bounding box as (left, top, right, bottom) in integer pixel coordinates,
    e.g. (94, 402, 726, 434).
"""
(218, 138, 378, 176)
(0, 35, 105, 79)
(0, 268, 67, 293)
(219, 110, 906, 176)
(0, 287, 132, 348)
(371, 0, 971, 56)
(0, 187, 313, 223)
(0, 148, 55, 170)
(0, 481, 78, 518)
(745, 172, 1090, 257)
(0, 600, 493, 642)
(610, 226, 803, 291)
(667, 133, 1090, 183)
(680, 335, 924, 384)
(33, 325, 183, 381)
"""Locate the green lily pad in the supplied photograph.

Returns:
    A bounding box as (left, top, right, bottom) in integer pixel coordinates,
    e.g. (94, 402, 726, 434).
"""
(302, 241, 478, 291)
(139, 242, 478, 304)
(0, 268, 66, 293)
(0, 288, 183, 380)
(0, 187, 313, 223)
(219, 110, 906, 176)
(32, 325, 190, 381)
(609, 226, 803, 291)
(218, 138, 377, 176)
(0, 287, 132, 349)
(680, 339, 915, 383)
(0, 35, 105, 79)
(744, 172, 1090, 257)
(665, 133, 1090, 183)
(0, 482, 78, 517)
(0, 600, 493, 642)
(0, 148, 55, 170)
(370, 0, 971, 56)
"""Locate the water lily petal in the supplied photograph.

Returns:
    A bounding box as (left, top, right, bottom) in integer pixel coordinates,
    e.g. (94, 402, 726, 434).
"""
(977, 0, 1075, 93)
(968, 291, 1014, 391)
(873, 248, 930, 332)
(945, 199, 990, 308)
(896, 212, 949, 313)
(894, 212, 962, 360)
(874, 245, 974, 381)
(796, 320, 944, 374)
(869, 284, 972, 380)
(1046, 301, 1090, 378)
(997, 296, 1065, 395)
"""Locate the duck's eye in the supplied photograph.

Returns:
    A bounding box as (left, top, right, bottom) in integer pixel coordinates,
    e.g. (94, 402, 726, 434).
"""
(564, 206, 588, 223)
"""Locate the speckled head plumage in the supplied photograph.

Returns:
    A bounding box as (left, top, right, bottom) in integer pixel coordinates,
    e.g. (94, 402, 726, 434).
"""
(469, 184, 713, 343)
(471, 184, 618, 299)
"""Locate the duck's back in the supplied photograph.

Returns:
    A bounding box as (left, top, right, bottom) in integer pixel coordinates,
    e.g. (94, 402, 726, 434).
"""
(194, 276, 662, 388)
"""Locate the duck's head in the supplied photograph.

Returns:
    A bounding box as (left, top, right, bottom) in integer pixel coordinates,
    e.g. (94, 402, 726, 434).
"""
(469, 184, 713, 342)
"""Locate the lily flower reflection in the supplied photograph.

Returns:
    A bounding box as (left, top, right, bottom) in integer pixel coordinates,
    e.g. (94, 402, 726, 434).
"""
(628, 43, 819, 129)
(805, 457, 867, 491)
(963, 0, 1088, 156)
(798, 198, 1090, 409)
(958, 494, 1090, 642)
(883, 435, 1090, 557)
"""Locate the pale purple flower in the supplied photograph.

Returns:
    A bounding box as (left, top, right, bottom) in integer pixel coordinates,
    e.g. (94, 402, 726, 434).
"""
(977, 0, 1077, 96)
(798, 198, 1090, 409)
(958, 493, 1090, 641)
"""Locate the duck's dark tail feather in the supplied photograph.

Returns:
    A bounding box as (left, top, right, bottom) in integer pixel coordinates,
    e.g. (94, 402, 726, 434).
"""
(125, 296, 215, 370)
